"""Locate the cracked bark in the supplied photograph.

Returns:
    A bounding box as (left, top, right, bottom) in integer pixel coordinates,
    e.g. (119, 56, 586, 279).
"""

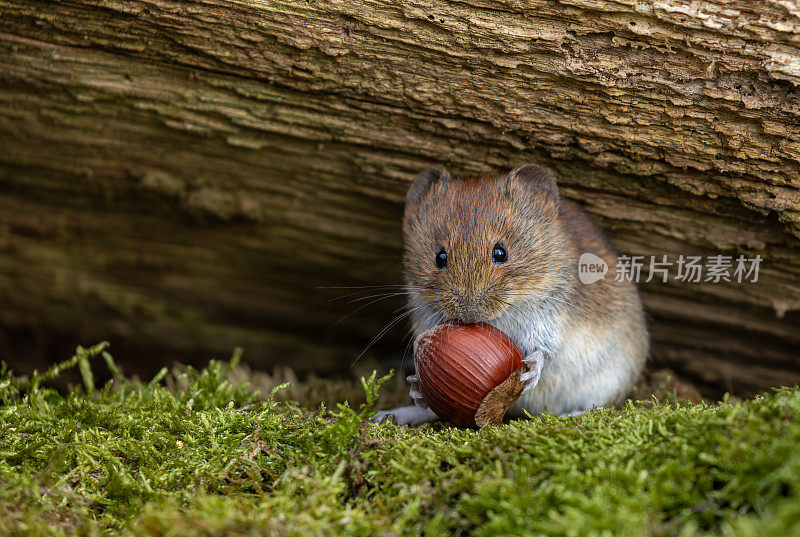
(1, 0, 799, 395)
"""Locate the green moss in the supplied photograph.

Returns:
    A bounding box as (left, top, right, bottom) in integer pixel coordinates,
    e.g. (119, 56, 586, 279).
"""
(1, 345, 799, 536)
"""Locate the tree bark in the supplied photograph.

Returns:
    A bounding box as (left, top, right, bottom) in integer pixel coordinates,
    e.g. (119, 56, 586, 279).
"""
(1, 0, 799, 395)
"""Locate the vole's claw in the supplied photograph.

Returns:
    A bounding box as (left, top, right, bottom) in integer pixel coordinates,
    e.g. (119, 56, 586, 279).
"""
(520, 349, 544, 394)
(375, 412, 398, 425)
(406, 373, 429, 408)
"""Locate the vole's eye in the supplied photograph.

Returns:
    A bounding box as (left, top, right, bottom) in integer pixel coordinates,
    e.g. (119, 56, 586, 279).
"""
(435, 248, 448, 269)
(492, 244, 507, 264)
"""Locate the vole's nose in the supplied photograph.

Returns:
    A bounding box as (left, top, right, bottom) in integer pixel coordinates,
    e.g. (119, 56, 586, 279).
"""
(452, 291, 484, 323)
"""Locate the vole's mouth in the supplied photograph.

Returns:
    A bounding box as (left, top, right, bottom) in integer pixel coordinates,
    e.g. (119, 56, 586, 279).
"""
(445, 310, 492, 324)
(435, 294, 509, 325)
(444, 310, 502, 325)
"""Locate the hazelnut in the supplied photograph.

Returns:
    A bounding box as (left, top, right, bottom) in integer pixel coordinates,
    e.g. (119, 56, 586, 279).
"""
(414, 322, 524, 427)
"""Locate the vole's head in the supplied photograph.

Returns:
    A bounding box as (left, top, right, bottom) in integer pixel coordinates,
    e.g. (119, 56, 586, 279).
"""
(403, 164, 569, 323)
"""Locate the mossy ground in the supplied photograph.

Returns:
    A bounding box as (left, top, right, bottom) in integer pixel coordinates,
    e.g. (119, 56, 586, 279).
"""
(1, 343, 799, 537)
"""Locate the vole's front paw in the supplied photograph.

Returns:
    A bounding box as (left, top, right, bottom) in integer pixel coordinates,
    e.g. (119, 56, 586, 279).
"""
(407, 373, 428, 408)
(520, 349, 544, 394)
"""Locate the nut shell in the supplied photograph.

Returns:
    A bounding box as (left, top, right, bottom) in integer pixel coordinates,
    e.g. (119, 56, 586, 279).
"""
(414, 322, 524, 427)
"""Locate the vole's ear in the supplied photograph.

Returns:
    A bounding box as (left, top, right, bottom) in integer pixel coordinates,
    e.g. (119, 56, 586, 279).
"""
(506, 163, 560, 205)
(407, 167, 450, 205)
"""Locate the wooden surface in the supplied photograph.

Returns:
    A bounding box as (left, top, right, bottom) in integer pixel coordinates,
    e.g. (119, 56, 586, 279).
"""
(1, 0, 799, 395)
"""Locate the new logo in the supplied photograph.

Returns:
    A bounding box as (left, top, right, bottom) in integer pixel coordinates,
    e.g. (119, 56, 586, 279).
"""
(578, 253, 608, 284)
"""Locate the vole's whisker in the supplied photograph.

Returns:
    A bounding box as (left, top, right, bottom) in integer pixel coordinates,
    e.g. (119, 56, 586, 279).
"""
(509, 306, 541, 330)
(400, 308, 442, 370)
(324, 284, 438, 330)
(542, 295, 600, 322)
(327, 292, 427, 330)
(350, 305, 426, 369)
(325, 286, 433, 302)
(499, 291, 600, 323)
(320, 284, 426, 291)
(344, 291, 417, 305)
